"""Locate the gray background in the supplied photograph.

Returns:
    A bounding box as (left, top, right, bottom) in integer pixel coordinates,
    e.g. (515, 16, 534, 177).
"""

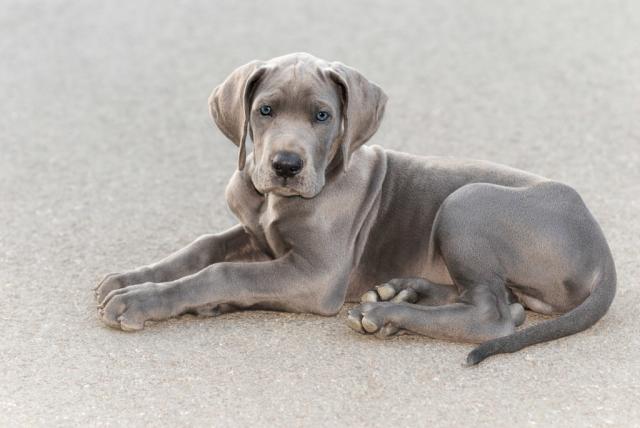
(1, 0, 639, 426)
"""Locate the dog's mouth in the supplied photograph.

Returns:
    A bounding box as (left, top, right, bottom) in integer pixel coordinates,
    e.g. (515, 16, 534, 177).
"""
(268, 183, 301, 197)
(253, 176, 320, 199)
(262, 182, 307, 198)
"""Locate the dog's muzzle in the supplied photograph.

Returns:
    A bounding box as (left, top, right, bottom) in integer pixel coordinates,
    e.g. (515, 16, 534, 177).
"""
(272, 151, 304, 178)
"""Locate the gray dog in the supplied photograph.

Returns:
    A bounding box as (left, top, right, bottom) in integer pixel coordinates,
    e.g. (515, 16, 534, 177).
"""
(95, 53, 616, 365)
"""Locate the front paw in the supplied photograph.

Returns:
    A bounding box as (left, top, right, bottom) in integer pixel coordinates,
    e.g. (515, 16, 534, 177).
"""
(94, 273, 125, 304)
(346, 302, 403, 338)
(359, 282, 418, 304)
(97, 283, 169, 331)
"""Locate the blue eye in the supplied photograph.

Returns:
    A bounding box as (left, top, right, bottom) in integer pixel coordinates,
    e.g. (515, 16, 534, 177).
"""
(316, 111, 330, 122)
(259, 105, 272, 116)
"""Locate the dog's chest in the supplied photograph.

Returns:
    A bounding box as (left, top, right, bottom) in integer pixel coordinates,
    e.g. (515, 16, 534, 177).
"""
(257, 196, 290, 257)
(225, 172, 289, 258)
(243, 197, 295, 259)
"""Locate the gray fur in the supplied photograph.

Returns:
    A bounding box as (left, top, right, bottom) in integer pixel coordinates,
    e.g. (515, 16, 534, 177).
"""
(95, 53, 616, 365)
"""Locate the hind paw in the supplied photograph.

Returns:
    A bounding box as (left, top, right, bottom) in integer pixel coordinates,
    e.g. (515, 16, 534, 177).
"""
(346, 302, 406, 338)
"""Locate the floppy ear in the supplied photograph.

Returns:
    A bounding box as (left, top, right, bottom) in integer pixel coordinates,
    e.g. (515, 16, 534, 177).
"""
(208, 60, 267, 170)
(326, 62, 388, 171)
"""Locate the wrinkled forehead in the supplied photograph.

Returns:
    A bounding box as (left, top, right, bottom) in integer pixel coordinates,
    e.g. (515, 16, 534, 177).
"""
(253, 60, 341, 111)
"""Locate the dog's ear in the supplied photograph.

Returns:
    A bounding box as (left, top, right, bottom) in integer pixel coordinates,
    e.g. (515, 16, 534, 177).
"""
(209, 60, 267, 171)
(326, 62, 388, 171)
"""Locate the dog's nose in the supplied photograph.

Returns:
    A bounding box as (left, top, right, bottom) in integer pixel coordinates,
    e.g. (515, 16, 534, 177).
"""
(272, 152, 304, 178)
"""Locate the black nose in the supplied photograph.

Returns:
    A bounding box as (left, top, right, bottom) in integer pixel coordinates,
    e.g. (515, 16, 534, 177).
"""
(272, 152, 304, 178)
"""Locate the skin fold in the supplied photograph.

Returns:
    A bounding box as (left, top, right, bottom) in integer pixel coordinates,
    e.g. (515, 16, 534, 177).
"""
(95, 53, 616, 365)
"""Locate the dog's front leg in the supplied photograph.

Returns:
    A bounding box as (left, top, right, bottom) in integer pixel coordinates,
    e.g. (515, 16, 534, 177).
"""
(97, 251, 345, 331)
(95, 224, 267, 302)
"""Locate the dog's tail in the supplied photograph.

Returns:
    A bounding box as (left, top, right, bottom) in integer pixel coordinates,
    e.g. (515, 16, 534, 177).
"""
(466, 255, 616, 366)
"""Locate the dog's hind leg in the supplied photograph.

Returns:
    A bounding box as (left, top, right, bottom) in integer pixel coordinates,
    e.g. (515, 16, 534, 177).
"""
(347, 281, 519, 341)
(348, 183, 533, 342)
(359, 277, 525, 327)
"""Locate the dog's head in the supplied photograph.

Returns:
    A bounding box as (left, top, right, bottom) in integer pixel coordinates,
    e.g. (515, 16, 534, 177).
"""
(209, 53, 387, 198)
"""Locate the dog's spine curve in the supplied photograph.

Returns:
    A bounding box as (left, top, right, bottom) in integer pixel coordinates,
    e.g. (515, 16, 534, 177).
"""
(466, 254, 616, 366)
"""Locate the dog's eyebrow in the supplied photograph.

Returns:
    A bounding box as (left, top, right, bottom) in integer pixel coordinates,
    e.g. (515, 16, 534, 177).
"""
(253, 89, 284, 103)
(310, 98, 336, 110)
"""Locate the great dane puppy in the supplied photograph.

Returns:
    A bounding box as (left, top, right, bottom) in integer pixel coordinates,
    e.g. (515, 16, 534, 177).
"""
(95, 52, 616, 365)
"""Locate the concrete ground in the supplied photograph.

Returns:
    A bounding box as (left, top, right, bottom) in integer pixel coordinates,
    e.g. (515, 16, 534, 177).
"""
(1, 1, 639, 426)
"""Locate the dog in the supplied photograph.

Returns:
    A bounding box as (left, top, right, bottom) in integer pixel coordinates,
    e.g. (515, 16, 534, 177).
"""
(95, 52, 616, 365)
